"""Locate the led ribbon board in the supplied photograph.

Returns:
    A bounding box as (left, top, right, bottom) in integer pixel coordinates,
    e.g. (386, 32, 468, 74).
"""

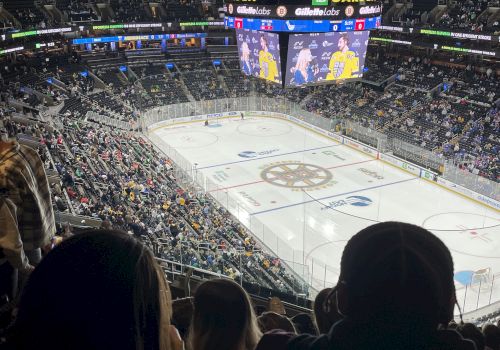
(225, 2, 382, 19)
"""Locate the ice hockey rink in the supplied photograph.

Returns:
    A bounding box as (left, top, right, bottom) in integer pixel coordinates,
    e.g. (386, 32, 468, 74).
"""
(150, 115, 500, 315)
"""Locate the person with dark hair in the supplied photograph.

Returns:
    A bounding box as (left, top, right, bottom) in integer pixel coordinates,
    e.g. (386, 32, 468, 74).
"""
(171, 297, 194, 341)
(457, 323, 485, 350)
(256, 222, 476, 350)
(6, 229, 182, 350)
(291, 313, 318, 336)
(258, 35, 279, 83)
(326, 33, 359, 80)
(483, 324, 500, 350)
(258, 312, 297, 334)
(188, 278, 261, 350)
(313, 288, 342, 334)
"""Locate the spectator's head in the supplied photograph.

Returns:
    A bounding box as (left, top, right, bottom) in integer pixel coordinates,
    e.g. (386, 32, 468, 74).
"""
(313, 287, 343, 334)
(483, 324, 500, 350)
(291, 313, 318, 335)
(269, 296, 285, 315)
(189, 278, 261, 350)
(336, 222, 455, 328)
(10, 229, 174, 350)
(258, 311, 296, 334)
(172, 297, 194, 341)
(458, 323, 485, 350)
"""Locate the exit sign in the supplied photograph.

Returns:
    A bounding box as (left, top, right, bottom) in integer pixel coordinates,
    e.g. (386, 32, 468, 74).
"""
(312, 0, 328, 5)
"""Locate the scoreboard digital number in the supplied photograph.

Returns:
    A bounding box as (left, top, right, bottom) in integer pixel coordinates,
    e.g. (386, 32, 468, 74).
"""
(224, 15, 380, 32)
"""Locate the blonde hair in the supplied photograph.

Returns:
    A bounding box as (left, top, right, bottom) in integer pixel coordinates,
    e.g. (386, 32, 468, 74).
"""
(241, 42, 251, 60)
(295, 48, 312, 72)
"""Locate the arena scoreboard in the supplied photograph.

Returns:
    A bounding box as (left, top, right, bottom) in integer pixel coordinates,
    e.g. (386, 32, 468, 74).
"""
(226, 0, 381, 87)
(224, 0, 382, 32)
(225, 16, 380, 32)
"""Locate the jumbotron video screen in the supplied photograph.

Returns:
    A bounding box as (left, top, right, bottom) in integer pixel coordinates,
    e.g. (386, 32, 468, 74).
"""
(236, 28, 282, 84)
(285, 31, 370, 86)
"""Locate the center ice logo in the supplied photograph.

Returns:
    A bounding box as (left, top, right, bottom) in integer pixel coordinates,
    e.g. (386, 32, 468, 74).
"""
(238, 149, 279, 158)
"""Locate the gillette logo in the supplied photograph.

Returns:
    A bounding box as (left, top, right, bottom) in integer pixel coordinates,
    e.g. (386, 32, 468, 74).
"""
(295, 7, 341, 17)
(236, 5, 271, 16)
(359, 5, 382, 15)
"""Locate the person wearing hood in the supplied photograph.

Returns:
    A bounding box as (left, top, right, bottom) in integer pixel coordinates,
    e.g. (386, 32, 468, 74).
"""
(256, 222, 476, 350)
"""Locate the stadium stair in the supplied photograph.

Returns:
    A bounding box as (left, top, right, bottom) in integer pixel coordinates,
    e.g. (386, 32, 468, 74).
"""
(0, 4, 22, 28)
(178, 74, 197, 102)
(41, 0, 65, 24)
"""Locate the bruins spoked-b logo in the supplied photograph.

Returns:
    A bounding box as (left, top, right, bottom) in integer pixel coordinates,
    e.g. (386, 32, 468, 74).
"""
(345, 5, 354, 17)
(260, 161, 336, 191)
(276, 6, 288, 17)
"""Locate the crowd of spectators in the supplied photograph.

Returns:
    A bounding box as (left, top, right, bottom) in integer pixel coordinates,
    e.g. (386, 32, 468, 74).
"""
(111, 0, 150, 23)
(67, 0, 100, 23)
(2, 105, 308, 298)
(437, 0, 491, 33)
(0, 49, 498, 182)
(3, 222, 500, 349)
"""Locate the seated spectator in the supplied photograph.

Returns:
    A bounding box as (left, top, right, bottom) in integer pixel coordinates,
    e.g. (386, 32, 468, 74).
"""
(457, 323, 485, 350)
(258, 312, 297, 334)
(6, 229, 182, 350)
(269, 296, 286, 315)
(291, 313, 318, 336)
(257, 222, 476, 350)
(171, 297, 194, 341)
(188, 278, 261, 350)
(313, 287, 343, 334)
(483, 324, 500, 350)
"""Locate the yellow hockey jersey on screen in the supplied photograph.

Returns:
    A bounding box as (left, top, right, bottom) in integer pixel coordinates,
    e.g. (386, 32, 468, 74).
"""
(326, 50, 359, 80)
(259, 50, 279, 82)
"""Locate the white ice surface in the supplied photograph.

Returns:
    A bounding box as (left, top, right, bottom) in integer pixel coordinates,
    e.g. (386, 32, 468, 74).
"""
(151, 116, 500, 316)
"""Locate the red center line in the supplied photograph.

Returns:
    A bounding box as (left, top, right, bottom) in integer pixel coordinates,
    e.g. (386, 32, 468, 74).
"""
(207, 159, 377, 193)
